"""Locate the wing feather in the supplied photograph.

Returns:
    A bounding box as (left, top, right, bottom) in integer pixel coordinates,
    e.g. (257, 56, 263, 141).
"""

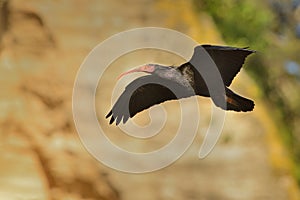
(106, 75, 193, 125)
(189, 45, 255, 86)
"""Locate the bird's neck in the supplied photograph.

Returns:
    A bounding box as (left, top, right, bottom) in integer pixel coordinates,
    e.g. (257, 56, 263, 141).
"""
(156, 67, 195, 91)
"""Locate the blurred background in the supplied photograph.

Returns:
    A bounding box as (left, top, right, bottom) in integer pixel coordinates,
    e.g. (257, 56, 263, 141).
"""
(0, 0, 300, 199)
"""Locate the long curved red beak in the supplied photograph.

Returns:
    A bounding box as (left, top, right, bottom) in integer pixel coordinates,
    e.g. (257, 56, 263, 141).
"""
(117, 65, 155, 80)
(117, 68, 142, 80)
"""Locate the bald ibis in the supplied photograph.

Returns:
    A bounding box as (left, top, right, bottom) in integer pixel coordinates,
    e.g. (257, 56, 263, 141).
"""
(106, 45, 255, 125)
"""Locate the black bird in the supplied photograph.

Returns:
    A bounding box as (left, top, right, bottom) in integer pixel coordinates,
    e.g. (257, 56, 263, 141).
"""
(106, 45, 255, 125)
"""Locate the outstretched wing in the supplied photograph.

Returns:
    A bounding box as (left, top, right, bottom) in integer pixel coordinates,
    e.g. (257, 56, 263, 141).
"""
(189, 45, 255, 86)
(106, 75, 194, 125)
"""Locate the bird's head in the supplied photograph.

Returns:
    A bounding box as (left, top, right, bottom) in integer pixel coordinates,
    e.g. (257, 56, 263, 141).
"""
(117, 64, 162, 80)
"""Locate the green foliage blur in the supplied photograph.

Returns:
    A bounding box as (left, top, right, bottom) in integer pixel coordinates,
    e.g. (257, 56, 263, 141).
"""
(195, 0, 273, 50)
(194, 0, 300, 184)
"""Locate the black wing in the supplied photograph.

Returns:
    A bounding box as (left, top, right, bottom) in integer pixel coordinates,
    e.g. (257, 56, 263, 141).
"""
(106, 75, 194, 125)
(189, 45, 255, 86)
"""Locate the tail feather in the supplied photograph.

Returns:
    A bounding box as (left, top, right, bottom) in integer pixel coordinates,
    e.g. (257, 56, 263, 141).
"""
(225, 88, 254, 112)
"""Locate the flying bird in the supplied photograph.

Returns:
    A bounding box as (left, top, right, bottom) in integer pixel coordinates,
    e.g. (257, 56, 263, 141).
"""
(106, 45, 255, 125)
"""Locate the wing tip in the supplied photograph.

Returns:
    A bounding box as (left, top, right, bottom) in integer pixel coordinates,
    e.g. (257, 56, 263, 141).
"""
(107, 111, 131, 125)
(109, 115, 115, 124)
(242, 47, 256, 54)
(116, 116, 122, 125)
(106, 110, 112, 118)
(198, 44, 256, 54)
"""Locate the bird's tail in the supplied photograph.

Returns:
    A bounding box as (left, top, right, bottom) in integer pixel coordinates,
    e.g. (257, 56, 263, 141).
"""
(224, 88, 254, 112)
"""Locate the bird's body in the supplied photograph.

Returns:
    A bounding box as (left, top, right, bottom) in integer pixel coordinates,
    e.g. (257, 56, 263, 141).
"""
(106, 45, 255, 125)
